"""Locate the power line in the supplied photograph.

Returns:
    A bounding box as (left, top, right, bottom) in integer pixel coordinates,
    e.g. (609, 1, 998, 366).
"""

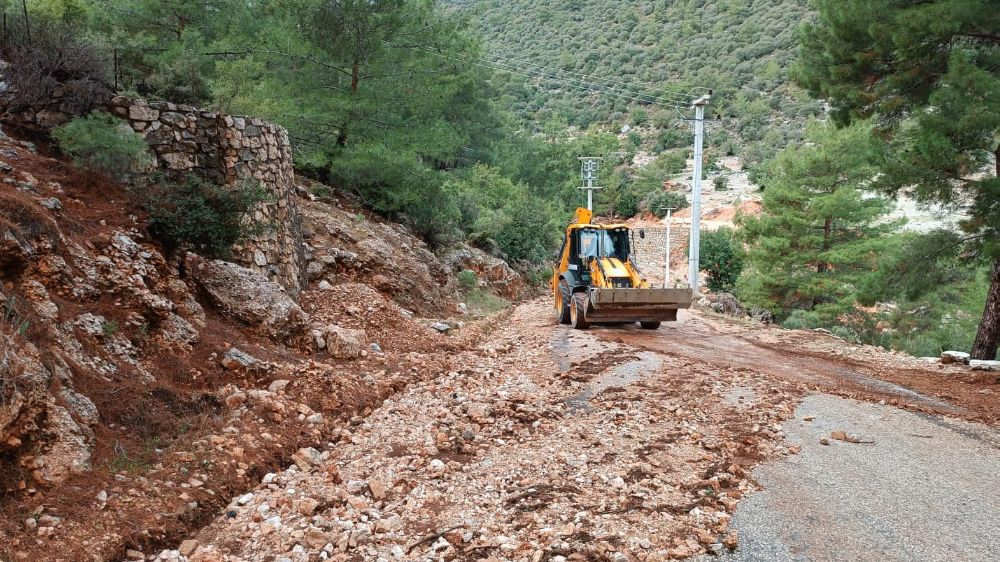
(420, 48, 693, 110)
(422, 46, 696, 105)
(470, 55, 693, 105)
(467, 58, 691, 110)
(481, 51, 707, 101)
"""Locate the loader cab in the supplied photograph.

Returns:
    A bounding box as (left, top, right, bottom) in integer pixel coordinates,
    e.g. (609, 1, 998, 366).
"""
(560, 224, 633, 288)
(570, 226, 631, 265)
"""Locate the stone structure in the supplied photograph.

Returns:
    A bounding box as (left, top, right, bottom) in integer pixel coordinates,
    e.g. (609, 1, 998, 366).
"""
(2, 94, 306, 295)
(631, 225, 691, 287)
(106, 97, 305, 295)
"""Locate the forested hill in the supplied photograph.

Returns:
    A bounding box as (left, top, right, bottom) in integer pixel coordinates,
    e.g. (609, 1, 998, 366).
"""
(447, 0, 822, 166)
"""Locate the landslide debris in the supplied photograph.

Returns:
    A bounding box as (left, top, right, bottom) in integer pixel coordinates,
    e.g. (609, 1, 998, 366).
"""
(167, 304, 804, 562)
(0, 126, 523, 561)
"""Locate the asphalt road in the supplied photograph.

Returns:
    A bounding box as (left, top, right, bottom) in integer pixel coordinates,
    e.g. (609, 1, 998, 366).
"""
(706, 394, 1000, 562)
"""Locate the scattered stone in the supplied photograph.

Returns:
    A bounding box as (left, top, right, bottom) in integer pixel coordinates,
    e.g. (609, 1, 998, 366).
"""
(186, 255, 309, 340)
(38, 197, 62, 211)
(819, 438, 830, 445)
(368, 478, 386, 500)
(430, 322, 451, 333)
(322, 324, 367, 358)
(941, 350, 970, 365)
(970, 360, 1000, 371)
(221, 348, 257, 370)
(291, 447, 323, 471)
(178, 539, 199, 557)
(830, 430, 847, 441)
(268, 379, 290, 393)
(297, 498, 320, 515)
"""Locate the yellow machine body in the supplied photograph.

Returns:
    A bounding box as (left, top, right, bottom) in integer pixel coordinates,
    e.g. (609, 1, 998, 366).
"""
(550, 207, 693, 329)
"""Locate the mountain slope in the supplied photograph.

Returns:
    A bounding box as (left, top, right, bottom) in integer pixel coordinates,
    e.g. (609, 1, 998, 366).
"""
(448, 0, 822, 166)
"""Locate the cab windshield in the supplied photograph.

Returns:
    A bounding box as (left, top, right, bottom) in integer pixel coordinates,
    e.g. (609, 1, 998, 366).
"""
(578, 228, 629, 260)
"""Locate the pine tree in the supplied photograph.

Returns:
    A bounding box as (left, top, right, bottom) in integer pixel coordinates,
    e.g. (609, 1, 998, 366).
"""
(739, 121, 897, 321)
(796, 0, 1000, 359)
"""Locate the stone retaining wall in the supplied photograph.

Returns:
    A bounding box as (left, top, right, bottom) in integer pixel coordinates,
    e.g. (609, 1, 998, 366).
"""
(105, 97, 305, 295)
(631, 225, 691, 287)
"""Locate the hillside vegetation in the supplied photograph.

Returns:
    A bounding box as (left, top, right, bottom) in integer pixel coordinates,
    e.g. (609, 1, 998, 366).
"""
(448, 0, 822, 167)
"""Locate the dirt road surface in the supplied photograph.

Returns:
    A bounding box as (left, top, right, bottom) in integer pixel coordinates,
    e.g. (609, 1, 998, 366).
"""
(161, 302, 999, 562)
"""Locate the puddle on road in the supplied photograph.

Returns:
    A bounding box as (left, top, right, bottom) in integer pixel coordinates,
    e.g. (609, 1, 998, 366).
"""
(564, 351, 663, 413)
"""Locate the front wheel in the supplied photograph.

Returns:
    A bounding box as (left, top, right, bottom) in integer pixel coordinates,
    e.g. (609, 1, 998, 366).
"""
(570, 292, 591, 330)
(639, 321, 661, 330)
(555, 279, 571, 325)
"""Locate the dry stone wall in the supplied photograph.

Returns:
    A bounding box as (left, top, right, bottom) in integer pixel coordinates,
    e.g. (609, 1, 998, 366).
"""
(105, 97, 305, 295)
(631, 225, 691, 287)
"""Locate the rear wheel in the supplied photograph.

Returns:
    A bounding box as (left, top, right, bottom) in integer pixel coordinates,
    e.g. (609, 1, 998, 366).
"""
(639, 321, 661, 330)
(570, 292, 591, 330)
(555, 279, 571, 325)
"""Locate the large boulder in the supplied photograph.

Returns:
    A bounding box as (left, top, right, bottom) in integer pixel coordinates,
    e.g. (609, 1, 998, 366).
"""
(711, 292, 746, 318)
(186, 255, 308, 340)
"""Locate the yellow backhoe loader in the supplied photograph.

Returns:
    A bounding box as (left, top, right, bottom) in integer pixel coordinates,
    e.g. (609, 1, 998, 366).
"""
(551, 207, 693, 329)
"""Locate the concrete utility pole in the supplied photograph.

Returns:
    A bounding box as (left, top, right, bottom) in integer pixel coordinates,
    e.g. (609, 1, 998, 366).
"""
(578, 156, 603, 212)
(659, 206, 676, 288)
(687, 95, 710, 292)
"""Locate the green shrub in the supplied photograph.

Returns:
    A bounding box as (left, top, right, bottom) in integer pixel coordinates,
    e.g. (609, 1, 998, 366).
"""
(144, 177, 270, 259)
(781, 309, 821, 330)
(457, 269, 478, 290)
(700, 227, 745, 292)
(53, 112, 152, 176)
(614, 189, 639, 218)
(654, 129, 689, 151)
(713, 174, 730, 190)
(641, 191, 689, 217)
(465, 288, 510, 315)
(311, 185, 333, 199)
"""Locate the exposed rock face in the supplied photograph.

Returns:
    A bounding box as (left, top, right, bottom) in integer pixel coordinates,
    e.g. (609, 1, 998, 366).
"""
(439, 246, 531, 301)
(2, 339, 94, 487)
(297, 195, 456, 314)
(186, 254, 308, 341)
(1, 188, 207, 487)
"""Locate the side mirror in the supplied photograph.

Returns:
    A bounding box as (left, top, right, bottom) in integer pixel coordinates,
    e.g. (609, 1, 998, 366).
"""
(639, 229, 646, 239)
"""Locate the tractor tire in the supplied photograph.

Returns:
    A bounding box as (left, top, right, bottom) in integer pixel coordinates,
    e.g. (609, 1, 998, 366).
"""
(555, 279, 571, 325)
(570, 292, 591, 330)
(639, 321, 661, 330)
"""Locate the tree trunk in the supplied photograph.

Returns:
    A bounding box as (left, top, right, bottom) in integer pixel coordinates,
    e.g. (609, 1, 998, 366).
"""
(817, 217, 832, 273)
(336, 58, 361, 147)
(971, 258, 1000, 360)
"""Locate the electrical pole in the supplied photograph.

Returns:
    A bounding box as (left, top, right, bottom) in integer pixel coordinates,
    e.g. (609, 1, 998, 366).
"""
(687, 95, 710, 292)
(659, 206, 676, 288)
(578, 156, 603, 212)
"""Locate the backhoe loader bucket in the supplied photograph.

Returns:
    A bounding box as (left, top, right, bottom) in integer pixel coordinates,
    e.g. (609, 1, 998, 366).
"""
(583, 287, 693, 323)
